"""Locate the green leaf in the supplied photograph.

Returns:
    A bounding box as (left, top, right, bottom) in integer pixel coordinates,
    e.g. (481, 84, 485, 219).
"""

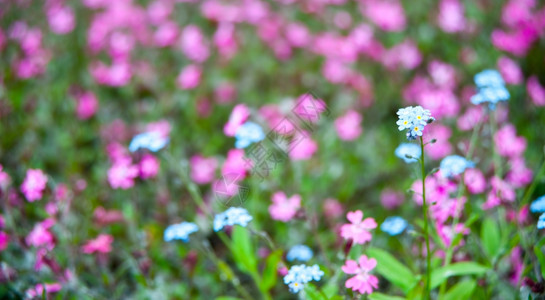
(303, 283, 328, 300)
(481, 218, 501, 259)
(215, 297, 241, 300)
(431, 262, 488, 288)
(443, 280, 477, 300)
(533, 245, 545, 279)
(231, 226, 257, 274)
(369, 292, 406, 300)
(260, 249, 283, 291)
(367, 247, 418, 293)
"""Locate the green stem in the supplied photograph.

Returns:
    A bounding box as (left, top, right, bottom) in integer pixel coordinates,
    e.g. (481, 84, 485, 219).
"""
(420, 136, 431, 300)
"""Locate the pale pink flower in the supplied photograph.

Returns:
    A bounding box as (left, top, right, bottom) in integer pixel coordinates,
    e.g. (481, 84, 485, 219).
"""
(364, 0, 406, 32)
(145, 120, 172, 138)
(107, 159, 139, 189)
(382, 40, 422, 70)
(268, 192, 301, 222)
(342, 255, 379, 294)
(323, 198, 344, 219)
(428, 60, 457, 89)
(224, 104, 250, 136)
(491, 28, 536, 57)
(109, 32, 134, 60)
(340, 210, 377, 244)
(494, 124, 526, 158)
(82, 234, 113, 254)
(506, 158, 533, 188)
(527, 76, 545, 106)
(21, 169, 48, 202)
(509, 247, 524, 286)
(334, 110, 363, 141)
(180, 25, 210, 63)
(285, 22, 311, 48)
(437, 0, 466, 33)
(90, 61, 132, 87)
(498, 56, 523, 85)
(0, 232, 9, 251)
(424, 124, 452, 160)
(214, 82, 237, 104)
(380, 189, 403, 210)
(47, 5, 75, 35)
(221, 149, 250, 178)
(154, 21, 179, 47)
(464, 168, 486, 194)
(289, 133, 317, 161)
(177, 64, 202, 90)
(457, 106, 485, 131)
(190, 155, 217, 184)
(75, 91, 98, 120)
(214, 23, 238, 59)
(0, 165, 11, 189)
(139, 154, 160, 179)
(147, 0, 173, 25)
(26, 283, 62, 299)
(417, 89, 459, 119)
(26, 219, 55, 250)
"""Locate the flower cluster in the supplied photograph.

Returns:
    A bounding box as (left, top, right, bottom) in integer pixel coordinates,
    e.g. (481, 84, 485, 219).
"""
(21, 169, 48, 202)
(213, 207, 253, 231)
(129, 131, 170, 152)
(283, 264, 324, 293)
(395, 143, 422, 163)
(342, 255, 379, 295)
(340, 210, 377, 245)
(471, 69, 510, 109)
(286, 245, 314, 262)
(164, 222, 199, 242)
(439, 155, 475, 178)
(396, 106, 434, 140)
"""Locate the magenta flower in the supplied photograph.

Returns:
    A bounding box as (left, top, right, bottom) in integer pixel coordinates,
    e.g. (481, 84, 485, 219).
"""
(139, 154, 160, 179)
(177, 64, 202, 90)
(527, 76, 545, 106)
(342, 255, 379, 294)
(269, 192, 301, 222)
(224, 104, 250, 137)
(0, 231, 9, 251)
(82, 234, 114, 254)
(25, 283, 62, 299)
(107, 159, 139, 189)
(26, 219, 55, 250)
(340, 210, 377, 244)
(289, 133, 317, 161)
(190, 155, 217, 184)
(21, 169, 48, 202)
(334, 110, 363, 141)
(75, 91, 98, 120)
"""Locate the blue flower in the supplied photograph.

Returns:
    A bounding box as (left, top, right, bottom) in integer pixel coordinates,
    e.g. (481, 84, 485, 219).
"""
(531, 195, 545, 213)
(471, 69, 510, 109)
(439, 155, 474, 178)
(235, 122, 265, 149)
(396, 106, 434, 140)
(283, 264, 323, 293)
(538, 213, 545, 229)
(213, 207, 253, 231)
(286, 245, 313, 262)
(380, 216, 408, 236)
(395, 143, 422, 163)
(129, 131, 169, 152)
(474, 70, 505, 88)
(164, 222, 199, 242)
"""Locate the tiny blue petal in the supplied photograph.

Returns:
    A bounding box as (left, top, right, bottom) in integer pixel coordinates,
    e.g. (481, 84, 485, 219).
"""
(531, 195, 545, 213)
(213, 207, 253, 232)
(395, 143, 421, 163)
(235, 122, 265, 149)
(164, 222, 199, 242)
(439, 155, 474, 178)
(381, 216, 408, 236)
(538, 213, 545, 229)
(286, 245, 314, 262)
(129, 131, 169, 152)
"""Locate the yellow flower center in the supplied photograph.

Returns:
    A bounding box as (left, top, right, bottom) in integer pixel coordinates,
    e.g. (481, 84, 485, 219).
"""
(414, 127, 419, 131)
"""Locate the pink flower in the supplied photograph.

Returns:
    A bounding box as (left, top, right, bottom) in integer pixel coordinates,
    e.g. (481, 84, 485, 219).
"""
(224, 104, 250, 136)
(491, 28, 536, 57)
(26, 219, 55, 250)
(506, 158, 533, 188)
(75, 91, 98, 120)
(289, 133, 317, 161)
(527, 76, 545, 106)
(509, 247, 524, 286)
(494, 124, 526, 158)
(107, 159, 139, 189)
(82, 234, 114, 254)
(268, 192, 301, 222)
(21, 169, 48, 202)
(221, 149, 250, 178)
(47, 5, 75, 35)
(457, 106, 485, 131)
(177, 64, 202, 90)
(428, 60, 457, 89)
(154, 21, 179, 47)
(424, 124, 452, 160)
(364, 0, 406, 32)
(90, 61, 132, 87)
(190, 155, 217, 184)
(139, 154, 160, 179)
(94, 207, 125, 226)
(180, 25, 210, 63)
(26, 283, 62, 299)
(214, 23, 238, 59)
(322, 59, 351, 84)
(335, 110, 363, 141)
(0, 232, 9, 251)
(323, 198, 344, 219)
(0, 165, 11, 189)
(464, 168, 486, 194)
(342, 255, 379, 294)
(340, 210, 377, 244)
(214, 82, 237, 104)
(437, 0, 466, 33)
(285, 22, 311, 48)
(380, 189, 403, 210)
(498, 56, 523, 85)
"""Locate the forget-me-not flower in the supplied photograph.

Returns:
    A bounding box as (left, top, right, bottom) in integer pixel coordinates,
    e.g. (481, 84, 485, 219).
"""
(396, 106, 434, 140)
(129, 131, 169, 152)
(439, 155, 474, 178)
(164, 222, 199, 242)
(286, 245, 313, 262)
(471, 69, 510, 109)
(235, 121, 265, 149)
(380, 216, 408, 236)
(538, 213, 545, 229)
(213, 207, 253, 231)
(530, 195, 545, 213)
(395, 143, 422, 163)
(283, 264, 324, 293)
